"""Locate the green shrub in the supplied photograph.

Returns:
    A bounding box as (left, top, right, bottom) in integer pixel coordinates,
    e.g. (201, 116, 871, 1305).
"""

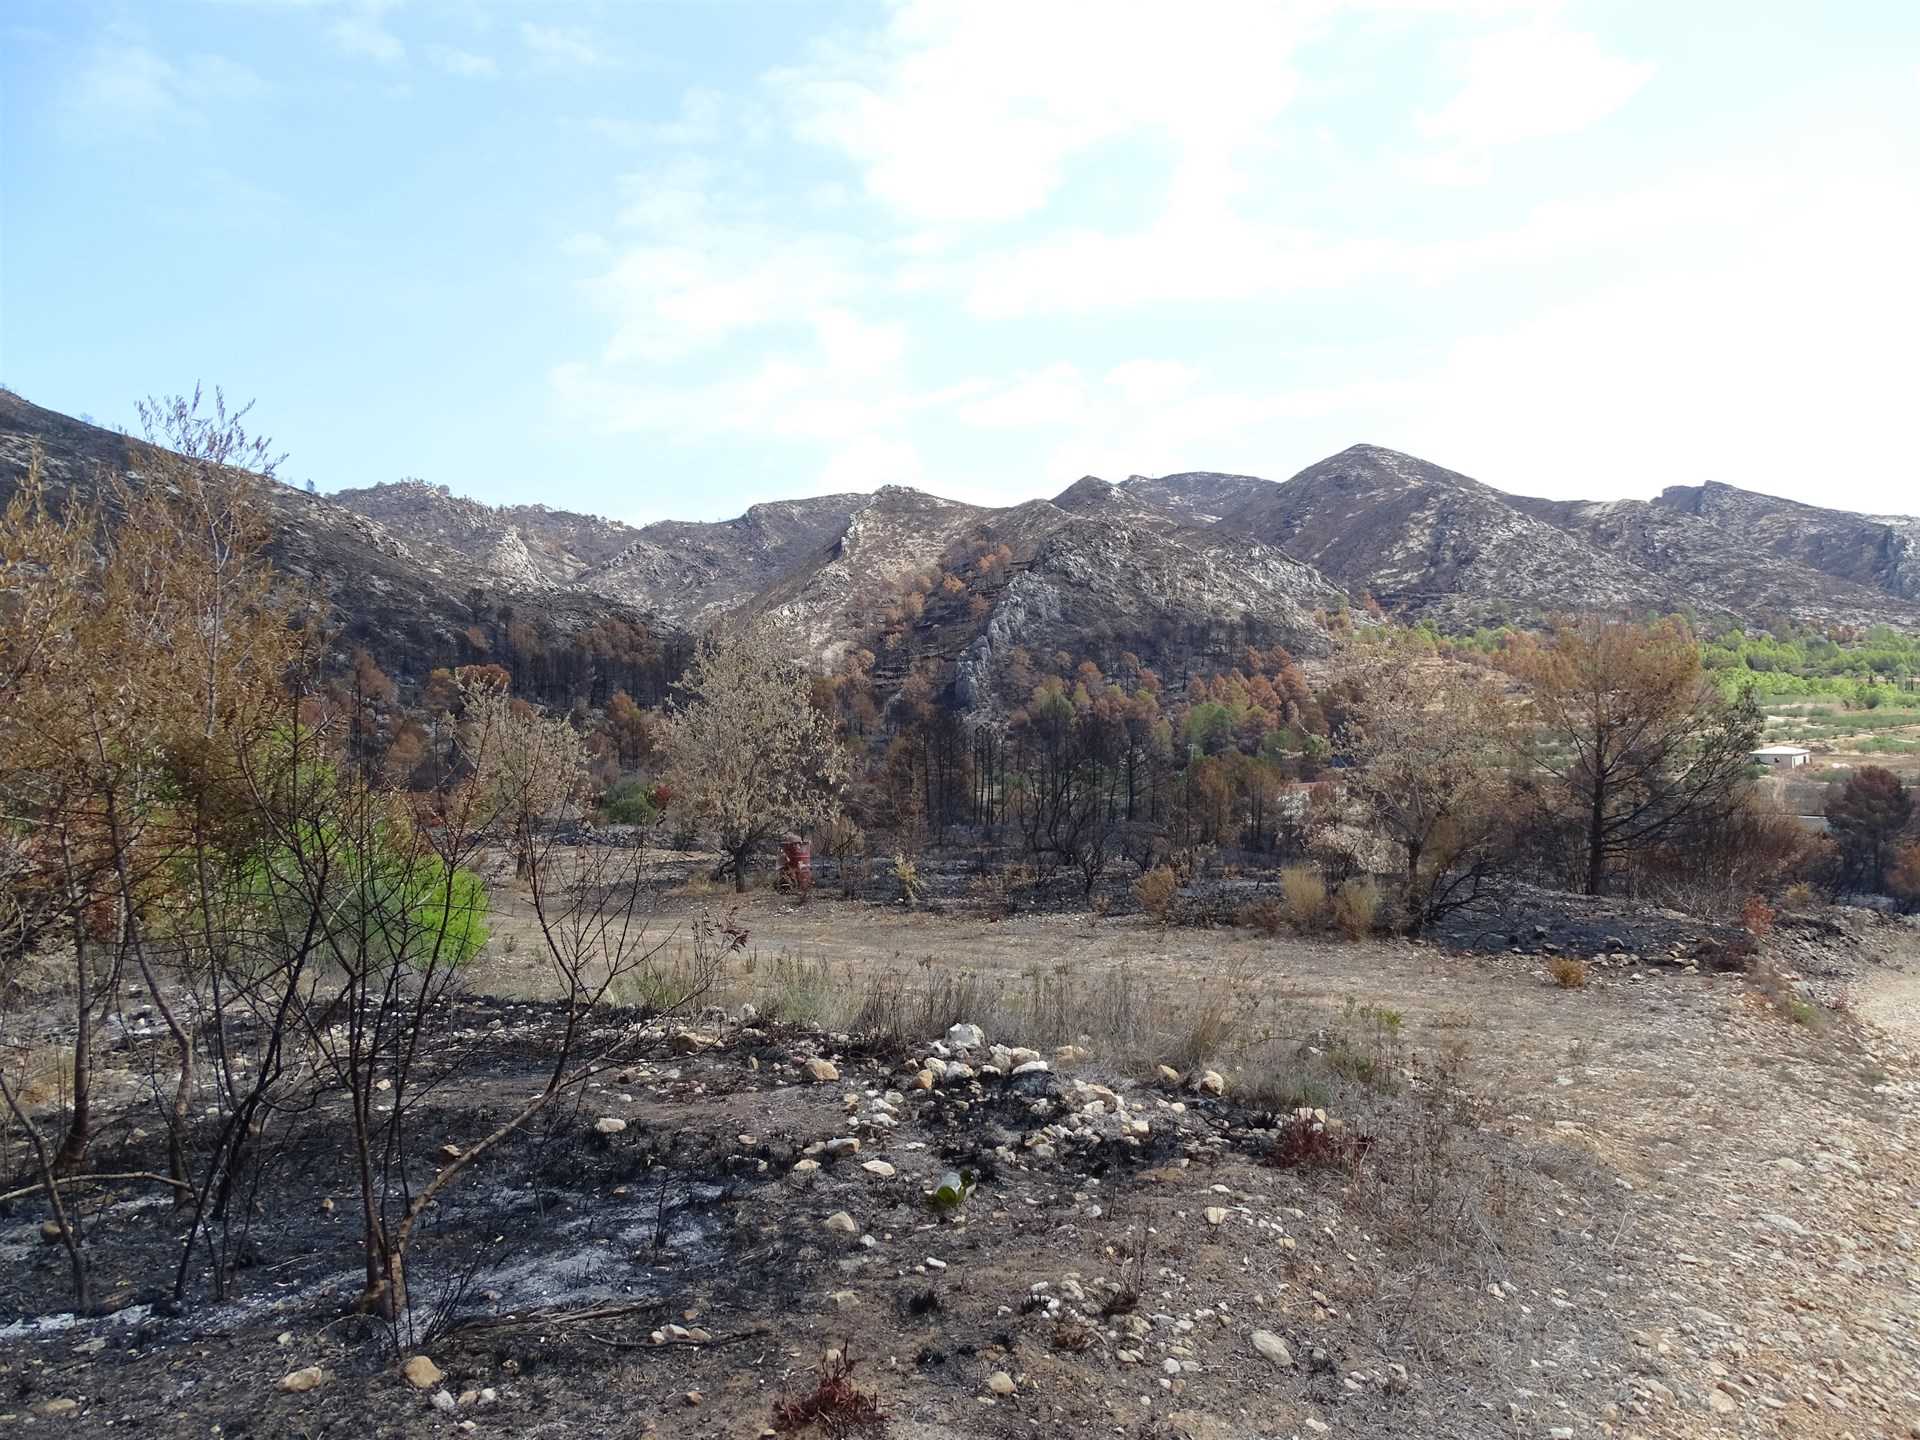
(602, 777, 660, 826)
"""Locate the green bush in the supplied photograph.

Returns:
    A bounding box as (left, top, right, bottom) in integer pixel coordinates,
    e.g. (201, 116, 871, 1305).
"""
(602, 777, 660, 826)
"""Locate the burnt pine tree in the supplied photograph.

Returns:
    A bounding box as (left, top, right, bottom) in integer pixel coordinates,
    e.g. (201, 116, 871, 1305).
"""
(1517, 617, 1762, 896)
(1826, 765, 1914, 892)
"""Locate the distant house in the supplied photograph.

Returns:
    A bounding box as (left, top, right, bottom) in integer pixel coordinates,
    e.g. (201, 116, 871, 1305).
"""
(1751, 744, 1811, 769)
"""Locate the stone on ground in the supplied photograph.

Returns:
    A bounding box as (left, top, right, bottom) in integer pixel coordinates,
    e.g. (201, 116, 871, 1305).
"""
(1250, 1331, 1294, 1368)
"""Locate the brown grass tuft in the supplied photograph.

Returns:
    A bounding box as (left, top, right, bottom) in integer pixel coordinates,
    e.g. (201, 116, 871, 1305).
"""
(771, 1347, 886, 1435)
(1278, 864, 1329, 931)
(1133, 865, 1179, 924)
(1547, 957, 1587, 989)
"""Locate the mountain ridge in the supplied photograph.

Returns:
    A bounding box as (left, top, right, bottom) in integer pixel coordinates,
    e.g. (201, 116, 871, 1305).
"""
(5, 390, 1914, 706)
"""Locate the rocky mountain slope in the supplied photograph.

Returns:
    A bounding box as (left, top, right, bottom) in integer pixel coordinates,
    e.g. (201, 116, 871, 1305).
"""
(1511, 492, 1917, 631)
(7, 389, 1913, 710)
(0, 391, 671, 693)
(331, 478, 870, 628)
(1179, 445, 1698, 629)
(328, 435, 1920, 642)
(329, 478, 637, 591)
(1651, 480, 1920, 605)
(580, 494, 869, 628)
(335, 469, 1356, 685)
(1132, 446, 1920, 633)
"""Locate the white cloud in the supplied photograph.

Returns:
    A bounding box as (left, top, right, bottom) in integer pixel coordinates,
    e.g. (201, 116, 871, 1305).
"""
(955, 363, 1090, 429)
(948, 361, 1402, 491)
(65, 40, 269, 136)
(772, 0, 1315, 224)
(1392, 133, 1920, 505)
(554, 289, 918, 448)
(429, 46, 496, 78)
(589, 229, 863, 365)
(521, 22, 602, 68)
(548, 1, 1920, 518)
(329, 12, 403, 64)
(1411, 17, 1651, 182)
(820, 435, 925, 492)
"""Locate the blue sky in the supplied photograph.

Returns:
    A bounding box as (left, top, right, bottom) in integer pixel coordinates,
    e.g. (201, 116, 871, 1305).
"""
(3, 2, 1917, 523)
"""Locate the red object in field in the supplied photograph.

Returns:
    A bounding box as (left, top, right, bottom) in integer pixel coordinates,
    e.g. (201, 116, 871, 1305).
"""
(781, 836, 813, 894)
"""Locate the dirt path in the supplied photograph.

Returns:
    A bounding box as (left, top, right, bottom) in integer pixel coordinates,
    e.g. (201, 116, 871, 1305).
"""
(1856, 964, 1920, 1050)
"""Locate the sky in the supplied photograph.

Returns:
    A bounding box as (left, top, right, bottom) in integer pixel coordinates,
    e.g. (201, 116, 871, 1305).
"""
(3, 1, 1917, 524)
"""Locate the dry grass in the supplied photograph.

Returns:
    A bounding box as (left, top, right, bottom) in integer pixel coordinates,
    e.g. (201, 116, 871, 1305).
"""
(1547, 956, 1588, 989)
(1133, 865, 1179, 925)
(1278, 864, 1329, 931)
(770, 1347, 885, 1435)
(1749, 960, 1826, 1028)
(1332, 877, 1382, 938)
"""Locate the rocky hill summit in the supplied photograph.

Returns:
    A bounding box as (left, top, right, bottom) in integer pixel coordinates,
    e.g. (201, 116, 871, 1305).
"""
(1134, 445, 1920, 632)
(1652, 480, 1920, 604)
(329, 478, 639, 591)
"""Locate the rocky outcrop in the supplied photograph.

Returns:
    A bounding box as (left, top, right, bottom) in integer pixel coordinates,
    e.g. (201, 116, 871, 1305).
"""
(1650, 480, 1920, 605)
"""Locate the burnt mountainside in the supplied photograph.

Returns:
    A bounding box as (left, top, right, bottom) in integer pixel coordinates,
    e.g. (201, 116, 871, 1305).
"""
(6, 390, 1914, 712)
(1135, 446, 1920, 633)
(0, 390, 676, 698)
(321, 434, 1920, 640)
(1651, 481, 1920, 604)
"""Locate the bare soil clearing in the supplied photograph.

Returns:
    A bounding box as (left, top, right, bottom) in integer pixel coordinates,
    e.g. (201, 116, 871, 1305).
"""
(3, 898, 1916, 1440)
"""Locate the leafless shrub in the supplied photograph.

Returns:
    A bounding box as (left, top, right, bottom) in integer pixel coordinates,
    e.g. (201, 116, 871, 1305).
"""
(771, 1346, 886, 1435)
(1344, 1047, 1519, 1259)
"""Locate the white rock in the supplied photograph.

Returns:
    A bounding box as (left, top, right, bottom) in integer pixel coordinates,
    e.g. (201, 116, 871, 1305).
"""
(1250, 1331, 1293, 1368)
(861, 1160, 897, 1178)
(946, 1023, 986, 1049)
(593, 1117, 627, 1136)
(280, 1367, 327, 1393)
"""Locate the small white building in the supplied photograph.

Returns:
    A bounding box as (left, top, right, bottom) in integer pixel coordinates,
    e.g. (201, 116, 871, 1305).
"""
(1751, 744, 1812, 769)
